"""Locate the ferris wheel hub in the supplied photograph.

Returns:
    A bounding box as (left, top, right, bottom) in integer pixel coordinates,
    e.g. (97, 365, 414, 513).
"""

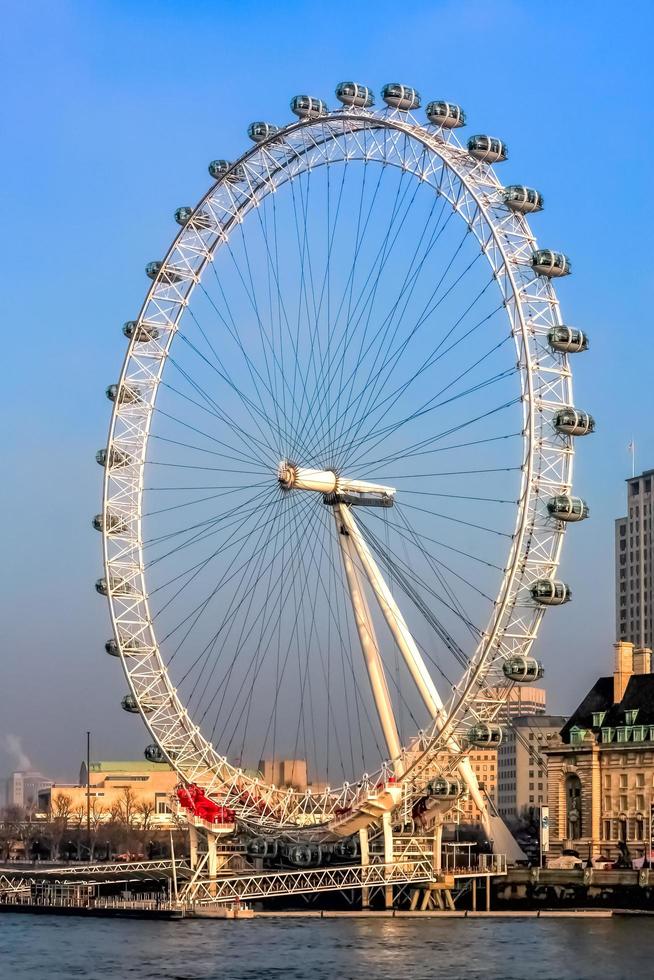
(277, 461, 396, 502)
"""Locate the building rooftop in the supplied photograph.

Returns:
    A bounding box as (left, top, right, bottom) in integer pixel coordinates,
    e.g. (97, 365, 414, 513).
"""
(560, 674, 654, 743)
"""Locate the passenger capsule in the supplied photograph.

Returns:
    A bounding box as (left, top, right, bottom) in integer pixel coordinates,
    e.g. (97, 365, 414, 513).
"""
(290, 95, 328, 119)
(123, 321, 160, 343)
(503, 185, 544, 213)
(95, 575, 139, 597)
(381, 83, 421, 110)
(467, 723, 502, 747)
(531, 249, 571, 278)
(425, 101, 466, 128)
(503, 655, 544, 683)
(247, 121, 280, 142)
(106, 384, 142, 406)
(547, 325, 589, 354)
(121, 694, 153, 715)
(208, 159, 246, 182)
(546, 495, 589, 522)
(92, 513, 127, 534)
(335, 82, 374, 108)
(553, 408, 595, 437)
(144, 744, 166, 764)
(105, 639, 120, 657)
(427, 776, 464, 798)
(467, 135, 508, 163)
(145, 261, 186, 283)
(530, 578, 572, 606)
(95, 447, 132, 469)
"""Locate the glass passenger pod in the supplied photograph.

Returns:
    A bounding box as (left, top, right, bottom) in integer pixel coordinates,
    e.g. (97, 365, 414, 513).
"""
(467, 723, 502, 748)
(427, 776, 464, 798)
(502, 185, 544, 213)
(105, 639, 120, 657)
(553, 407, 595, 437)
(123, 320, 160, 343)
(530, 578, 572, 605)
(247, 121, 280, 143)
(105, 384, 142, 406)
(144, 744, 167, 764)
(546, 495, 589, 522)
(175, 206, 213, 230)
(335, 82, 374, 108)
(95, 575, 139, 597)
(502, 655, 544, 683)
(207, 159, 246, 182)
(531, 249, 571, 278)
(547, 325, 589, 354)
(290, 95, 328, 119)
(95, 447, 132, 469)
(425, 101, 466, 128)
(121, 694, 153, 715)
(92, 513, 128, 534)
(467, 135, 508, 163)
(381, 83, 421, 110)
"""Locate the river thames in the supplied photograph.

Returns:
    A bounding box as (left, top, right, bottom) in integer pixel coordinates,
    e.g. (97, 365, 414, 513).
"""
(1, 915, 653, 979)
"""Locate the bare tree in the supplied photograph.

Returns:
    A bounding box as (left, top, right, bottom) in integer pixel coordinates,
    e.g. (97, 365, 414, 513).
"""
(110, 786, 138, 828)
(136, 799, 155, 832)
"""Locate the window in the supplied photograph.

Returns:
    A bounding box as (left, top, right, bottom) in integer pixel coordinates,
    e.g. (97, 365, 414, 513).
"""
(604, 795, 611, 811)
(570, 727, 585, 745)
(636, 773, 645, 788)
(620, 795, 628, 812)
(620, 773, 628, 789)
(625, 709, 639, 725)
(155, 793, 171, 815)
(637, 795, 645, 811)
(593, 711, 607, 727)
(603, 774, 612, 790)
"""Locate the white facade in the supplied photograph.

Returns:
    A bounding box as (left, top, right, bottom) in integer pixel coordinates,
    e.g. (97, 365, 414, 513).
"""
(497, 715, 566, 820)
(616, 468, 654, 649)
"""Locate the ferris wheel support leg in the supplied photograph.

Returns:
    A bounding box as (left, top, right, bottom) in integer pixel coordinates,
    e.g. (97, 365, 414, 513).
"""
(335, 511, 402, 770)
(432, 815, 443, 874)
(337, 505, 493, 835)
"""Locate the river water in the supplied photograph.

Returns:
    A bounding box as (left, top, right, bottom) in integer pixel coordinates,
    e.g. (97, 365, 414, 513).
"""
(1, 915, 652, 979)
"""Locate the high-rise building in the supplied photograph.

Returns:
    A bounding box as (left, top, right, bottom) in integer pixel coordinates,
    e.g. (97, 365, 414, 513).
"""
(3, 771, 52, 810)
(615, 468, 654, 649)
(497, 714, 566, 820)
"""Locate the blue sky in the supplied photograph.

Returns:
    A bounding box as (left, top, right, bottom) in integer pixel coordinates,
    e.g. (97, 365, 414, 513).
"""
(2, 0, 653, 780)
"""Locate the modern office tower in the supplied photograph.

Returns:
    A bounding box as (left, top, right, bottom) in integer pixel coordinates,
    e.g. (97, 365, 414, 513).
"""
(616, 468, 654, 649)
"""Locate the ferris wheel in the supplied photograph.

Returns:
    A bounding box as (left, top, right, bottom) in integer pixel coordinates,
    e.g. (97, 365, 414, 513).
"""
(95, 82, 592, 842)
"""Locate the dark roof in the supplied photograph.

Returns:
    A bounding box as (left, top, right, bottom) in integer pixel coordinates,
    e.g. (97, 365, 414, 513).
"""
(560, 674, 654, 743)
(560, 676, 614, 742)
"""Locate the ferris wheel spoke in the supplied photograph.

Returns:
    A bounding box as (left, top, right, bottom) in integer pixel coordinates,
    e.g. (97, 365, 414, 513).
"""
(333, 274, 501, 464)
(170, 495, 312, 705)
(142, 482, 269, 518)
(202, 496, 317, 740)
(142, 487, 272, 561)
(329, 209, 472, 460)
(164, 348, 280, 463)
(344, 360, 516, 472)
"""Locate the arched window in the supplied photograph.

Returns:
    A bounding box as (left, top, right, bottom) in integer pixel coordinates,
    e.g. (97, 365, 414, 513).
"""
(565, 773, 582, 839)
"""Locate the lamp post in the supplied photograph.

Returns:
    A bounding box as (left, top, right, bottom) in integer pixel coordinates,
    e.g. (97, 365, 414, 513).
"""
(86, 731, 91, 863)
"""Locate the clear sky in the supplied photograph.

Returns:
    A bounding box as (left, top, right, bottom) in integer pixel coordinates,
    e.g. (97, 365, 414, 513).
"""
(2, 0, 653, 781)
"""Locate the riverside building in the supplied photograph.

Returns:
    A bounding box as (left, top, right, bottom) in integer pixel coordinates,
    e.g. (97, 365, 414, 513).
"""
(545, 642, 654, 859)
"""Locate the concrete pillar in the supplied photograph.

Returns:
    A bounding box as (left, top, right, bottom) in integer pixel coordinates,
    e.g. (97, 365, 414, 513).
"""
(359, 826, 370, 909)
(590, 744, 602, 857)
(188, 823, 199, 870)
(472, 877, 477, 911)
(432, 817, 443, 873)
(207, 833, 217, 898)
(382, 811, 394, 909)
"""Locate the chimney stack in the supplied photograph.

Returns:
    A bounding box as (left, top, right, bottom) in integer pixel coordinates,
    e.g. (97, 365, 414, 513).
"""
(613, 641, 634, 702)
(633, 647, 652, 675)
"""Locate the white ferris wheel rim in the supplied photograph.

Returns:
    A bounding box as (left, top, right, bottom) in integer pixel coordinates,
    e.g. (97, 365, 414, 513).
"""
(100, 101, 576, 836)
